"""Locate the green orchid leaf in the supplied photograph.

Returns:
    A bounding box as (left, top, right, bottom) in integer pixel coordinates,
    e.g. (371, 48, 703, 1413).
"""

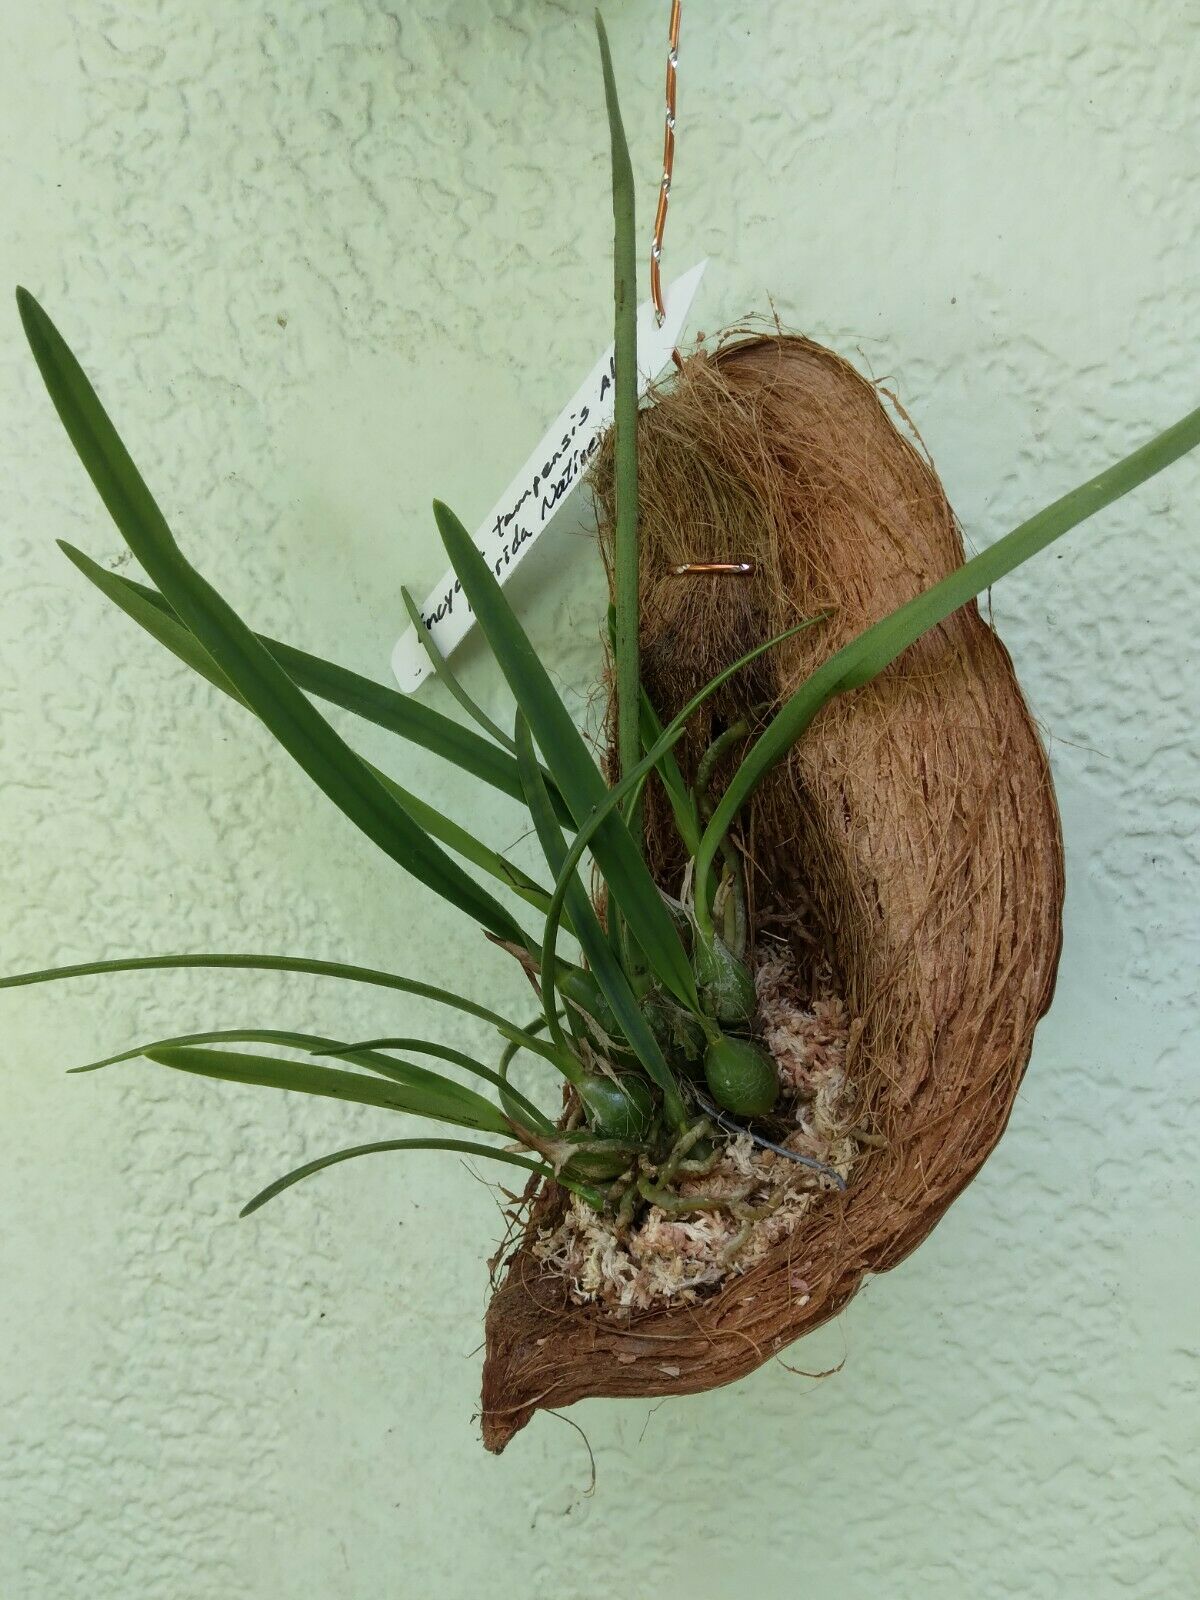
(142, 1044, 511, 1135)
(512, 710, 587, 1058)
(239, 1138, 602, 1217)
(695, 399, 1200, 909)
(316, 1036, 553, 1134)
(433, 497, 698, 1009)
(639, 689, 701, 854)
(18, 288, 530, 945)
(496, 1016, 560, 1132)
(401, 585, 515, 752)
(0, 951, 567, 1068)
(72, 554, 566, 816)
(596, 13, 642, 816)
(58, 543, 554, 916)
(58, 542, 234, 697)
(73, 1027, 434, 1080)
(367, 780, 551, 916)
(542, 613, 826, 977)
(605, 602, 701, 850)
(70, 1026, 504, 1128)
(514, 712, 689, 1130)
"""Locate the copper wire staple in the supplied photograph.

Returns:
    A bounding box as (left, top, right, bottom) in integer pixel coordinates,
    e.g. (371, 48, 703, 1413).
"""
(650, 0, 682, 325)
(671, 561, 755, 576)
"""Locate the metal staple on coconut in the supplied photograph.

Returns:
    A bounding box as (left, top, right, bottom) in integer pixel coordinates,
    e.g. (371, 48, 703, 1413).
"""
(480, 333, 1064, 1453)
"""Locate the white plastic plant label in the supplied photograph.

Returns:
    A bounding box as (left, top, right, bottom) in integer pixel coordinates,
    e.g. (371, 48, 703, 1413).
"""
(390, 261, 707, 692)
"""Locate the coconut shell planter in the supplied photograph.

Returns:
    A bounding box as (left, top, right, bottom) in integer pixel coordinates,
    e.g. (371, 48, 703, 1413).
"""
(7, 18, 1198, 1455)
(482, 335, 1066, 1449)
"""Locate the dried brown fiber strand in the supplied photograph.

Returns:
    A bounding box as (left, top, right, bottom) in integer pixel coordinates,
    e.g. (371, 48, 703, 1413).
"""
(480, 332, 1064, 1452)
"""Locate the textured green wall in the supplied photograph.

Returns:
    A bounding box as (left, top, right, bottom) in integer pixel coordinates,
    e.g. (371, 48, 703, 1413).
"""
(2, 3, 1197, 1596)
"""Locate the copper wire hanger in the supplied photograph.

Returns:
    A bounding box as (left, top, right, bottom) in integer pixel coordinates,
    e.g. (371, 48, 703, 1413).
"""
(649, 0, 681, 329)
(654, 4, 753, 580)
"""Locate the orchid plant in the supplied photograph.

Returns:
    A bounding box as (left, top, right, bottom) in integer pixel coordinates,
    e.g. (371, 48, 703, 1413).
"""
(6, 17, 1199, 1230)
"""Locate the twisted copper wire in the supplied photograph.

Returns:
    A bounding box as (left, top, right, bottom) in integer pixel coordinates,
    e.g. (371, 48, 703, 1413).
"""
(650, 0, 681, 325)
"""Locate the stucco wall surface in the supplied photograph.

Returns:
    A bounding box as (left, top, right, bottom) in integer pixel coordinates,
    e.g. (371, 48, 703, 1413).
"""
(1, 3, 1197, 1596)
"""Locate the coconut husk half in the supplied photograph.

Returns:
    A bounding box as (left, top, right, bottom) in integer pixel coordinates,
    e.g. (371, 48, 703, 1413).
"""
(480, 333, 1064, 1452)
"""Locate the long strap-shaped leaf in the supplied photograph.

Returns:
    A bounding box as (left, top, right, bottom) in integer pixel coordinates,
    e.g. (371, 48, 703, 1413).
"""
(541, 613, 828, 967)
(0, 951, 567, 1067)
(512, 712, 581, 1061)
(18, 289, 527, 947)
(596, 14, 641, 809)
(75, 1026, 454, 1084)
(58, 546, 549, 800)
(434, 498, 698, 1010)
(58, 542, 556, 917)
(159, 573, 558, 809)
(70, 1026, 512, 1129)
(514, 712, 689, 1131)
(694, 400, 1200, 913)
(239, 1138, 604, 1217)
(605, 602, 703, 854)
(314, 1035, 552, 1133)
(142, 1044, 511, 1134)
(59, 550, 570, 822)
(639, 688, 701, 854)
(401, 586, 516, 752)
(497, 1015, 558, 1131)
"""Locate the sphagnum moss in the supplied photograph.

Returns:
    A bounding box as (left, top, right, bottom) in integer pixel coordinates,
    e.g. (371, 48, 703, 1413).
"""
(6, 18, 1200, 1328)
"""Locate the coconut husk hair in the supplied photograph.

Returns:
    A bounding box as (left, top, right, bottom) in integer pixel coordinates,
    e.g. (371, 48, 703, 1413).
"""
(480, 333, 1064, 1452)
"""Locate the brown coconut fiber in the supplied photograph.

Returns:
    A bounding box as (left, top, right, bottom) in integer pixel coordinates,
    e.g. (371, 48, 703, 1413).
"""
(480, 332, 1064, 1452)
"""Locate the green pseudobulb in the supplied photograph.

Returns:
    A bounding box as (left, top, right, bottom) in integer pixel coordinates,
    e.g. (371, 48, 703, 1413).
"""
(577, 1072, 656, 1141)
(693, 934, 757, 1025)
(559, 1144, 638, 1182)
(643, 992, 707, 1068)
(559, 967, 625, 1045)
(703, 1034, 779, 1117)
